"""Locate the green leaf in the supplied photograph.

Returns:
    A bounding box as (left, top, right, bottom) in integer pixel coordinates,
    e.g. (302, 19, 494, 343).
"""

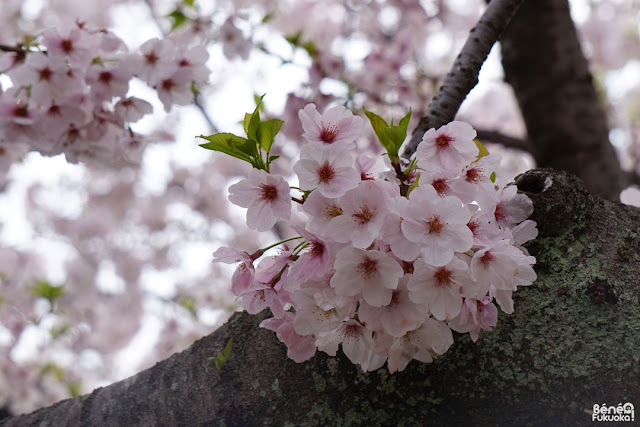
(397, 108, 411, 134)
(50, 324, 71, 339)
(211, 338, 233, 371)
(198, 133, 253, 163)
(246, 95, 265, 141)
(257, 119, 284, 152)
(40, 362, 65, 381)
(31, 280, 64, 303)
(363, 107, 389, 145)
(285, 31, 302, 46)
(69, 380, 82, 398)
(167, 9, 189, 31)
(183, 0, 195, 6)
(473, 138, 490, 161)
(235, 137, 259, 158)
(179, 296, 197, 318)
(190, 81, 200, 95)
(300, 41, 316, 57)
(268, 155, 280, 163)
(243, 113, 253, 136)
(406, 173, 420, 197)
(364, 107, 411, 160)
(490, 171, 496, 183)
(253, 93, 266, 112)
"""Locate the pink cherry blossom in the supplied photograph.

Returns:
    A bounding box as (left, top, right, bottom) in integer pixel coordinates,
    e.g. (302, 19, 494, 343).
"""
(298, 103, 363, 148)
(330, 247, 403, 307)
(315, 319, 373, 366)
(358, 275, 427, 337)
(448, 297, 498, 342)
(384, 317, 454, 373)
(401, 184, 473, 266)
(299, 190, 345, 238)
(416, 121, 479, 170)
(260, 313, 316, 363)
(293, 143, 360, 198)
(287, 225, 333, 283)
(292, 278, 356, 336)
(129, 38, 178, 86)
(408, 256, 470, 321)
(450, 153, 502, 204)
(379, 195, 420, 262)
(470, 239, 537, 298)
(491, 184, 535, 228)
(328, 181, 390, 249)
(212, 246, 255, 295)
(228, 168, 292, 232)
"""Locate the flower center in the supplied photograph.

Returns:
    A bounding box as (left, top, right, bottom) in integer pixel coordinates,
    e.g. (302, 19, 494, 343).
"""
(428, 215, 444, 234)
(388, 290, 401, 307)
(352, 206, 373, 224)
(319, 124, 339, 143)
(98, 71, 113, 84)
(479, 250, 495, 268)
(432, 178, 449, 196)
(259, 183, 278, 201)
(144, 52, 159, 65)
(324, 205, 343, 219)
(467, 220, 479, 236)
(466, 167, 481, 183)
(161, 78, 176, 91)
(309, 240, 325, 258)
(433, 267, 453, 287)
(61, 39, 73, 54)
(317, 162, 336, 183)
(38, 67, 53, 81)
(343, 324, 361, 339)
(435, 134, 453, 150)
(357, 257, 378, 279)
(494, 203, 505, 223)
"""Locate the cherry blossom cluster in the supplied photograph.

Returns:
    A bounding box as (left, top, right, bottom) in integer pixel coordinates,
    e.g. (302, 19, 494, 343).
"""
(0, 22, 208, 165)
(211, 103, 537, 373)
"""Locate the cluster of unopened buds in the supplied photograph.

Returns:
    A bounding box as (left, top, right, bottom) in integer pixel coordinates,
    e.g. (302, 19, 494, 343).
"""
(206, 100, 537, 373)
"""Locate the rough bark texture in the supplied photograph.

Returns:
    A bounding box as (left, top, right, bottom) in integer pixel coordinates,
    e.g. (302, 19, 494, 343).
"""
(5, 168, 640, 426)
(404, 0, 524, 157)
(500, 0, 626, 200)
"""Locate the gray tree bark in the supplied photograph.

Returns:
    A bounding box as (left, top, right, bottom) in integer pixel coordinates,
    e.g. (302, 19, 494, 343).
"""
(500, 0, 627, 200)
(4, 168, 640, 426)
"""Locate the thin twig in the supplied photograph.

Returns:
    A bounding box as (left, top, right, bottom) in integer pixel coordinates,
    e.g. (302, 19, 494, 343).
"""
(475, 128, 529, 151)
(403, 0, 525, 158)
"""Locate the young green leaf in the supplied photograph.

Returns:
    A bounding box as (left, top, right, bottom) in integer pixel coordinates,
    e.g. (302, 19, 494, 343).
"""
(363, 107, 390, 146)
(246, 95, 265, 141)
(473, 138, 490, 161)
(31, 280, 64, 303)
(213, 338, 233, 371)
(257, 119, 284, 152)
(406, 173, 420, 197)
(167, 9, 189, 31)
(198, 133, 253, 163)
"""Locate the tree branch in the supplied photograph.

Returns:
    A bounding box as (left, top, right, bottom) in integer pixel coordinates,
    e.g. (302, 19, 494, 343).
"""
(500, 0, 626, 200)
(475, 128, 529, 151)
(6, 168, 640, 426)
(403, 0, 524, 158)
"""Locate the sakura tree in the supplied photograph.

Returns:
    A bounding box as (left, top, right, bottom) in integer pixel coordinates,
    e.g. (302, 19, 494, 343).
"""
(0, 0, 638, 421)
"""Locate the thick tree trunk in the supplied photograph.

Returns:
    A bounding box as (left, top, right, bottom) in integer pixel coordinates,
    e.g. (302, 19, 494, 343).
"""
(500, 0, 626, 200)
(4, 168, 639, 426)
